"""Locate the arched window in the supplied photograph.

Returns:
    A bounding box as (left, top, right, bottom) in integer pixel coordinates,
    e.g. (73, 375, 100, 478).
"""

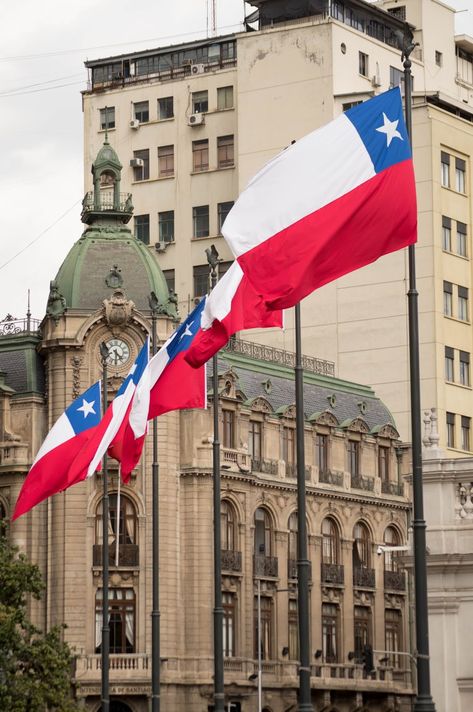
(384, 526, 400, 572)
(288, 512, 298, 579)
(254, 507, 272, 556)
(221, 500, 237, 551)
(353, 522, 371, 569)
(322, 517, 339, 565)
(95, 494, 138, 567)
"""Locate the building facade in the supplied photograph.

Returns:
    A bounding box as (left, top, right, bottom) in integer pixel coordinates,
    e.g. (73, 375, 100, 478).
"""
(82, 0, 473, 454)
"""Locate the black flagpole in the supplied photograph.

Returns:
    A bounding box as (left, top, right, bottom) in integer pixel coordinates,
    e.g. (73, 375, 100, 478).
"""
(402, 42, 436, 712)
(294, 304, 313, 712)
(149, 292, 161, 712)
(99, 342, 110, 712)
(206, 245, 225, 712)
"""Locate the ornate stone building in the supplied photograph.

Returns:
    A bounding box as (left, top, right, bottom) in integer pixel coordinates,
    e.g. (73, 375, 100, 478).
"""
(0, 143, 413, 711)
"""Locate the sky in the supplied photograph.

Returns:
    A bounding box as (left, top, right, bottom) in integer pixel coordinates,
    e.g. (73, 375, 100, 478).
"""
(0, 0, 472, 321)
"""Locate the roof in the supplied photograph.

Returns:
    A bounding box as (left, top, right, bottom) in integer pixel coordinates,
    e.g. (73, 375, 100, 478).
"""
(0, 333, 45, 395)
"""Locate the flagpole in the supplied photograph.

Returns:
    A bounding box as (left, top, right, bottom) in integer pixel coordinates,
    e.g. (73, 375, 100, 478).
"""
(99, 341, 110, 712)
(149, 292, 161, 712)
(402, 43, 436, 712)
(294, 303, 313, 712)
(206, 245, 225, 712)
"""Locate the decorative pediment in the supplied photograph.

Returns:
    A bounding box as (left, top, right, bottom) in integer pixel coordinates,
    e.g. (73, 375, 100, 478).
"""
(340, 416, 369, 434)
(276, 403, 296, 419)
(248, 396, 273, 414)
(218, 368, 239, 400)
(309, 410, 339, 427)
(371, 423, 400, 439)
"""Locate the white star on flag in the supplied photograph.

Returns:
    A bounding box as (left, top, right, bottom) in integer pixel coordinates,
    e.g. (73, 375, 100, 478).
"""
(77, 398, 96, 418)
(375, 112, 403, 147)
(180, 320, 194, 340)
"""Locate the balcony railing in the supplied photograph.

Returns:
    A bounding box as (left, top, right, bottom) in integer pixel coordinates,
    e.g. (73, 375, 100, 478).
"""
(81, 190, 133, 217)
(319, 470, 344, 487)
(0, 314, 40, 336)
(321, 562, 344, 585)
(224, 337, 335, 377)
(93, 544, 139, 568)
(381, 480, 404, 496)
(253, 554, 278, 578)
(384, 569, 406, 591)
(351, 474, 375, 492)
(221, 549, 242, 573)
(353, 566, 375, 588)
(251, 458, 279, 476)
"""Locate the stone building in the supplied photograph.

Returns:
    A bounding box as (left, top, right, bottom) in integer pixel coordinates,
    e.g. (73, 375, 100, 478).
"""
(0, 143, 413, 710)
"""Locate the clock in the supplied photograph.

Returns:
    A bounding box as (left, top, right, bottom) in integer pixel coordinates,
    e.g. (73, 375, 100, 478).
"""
(104, 338, 130, 367)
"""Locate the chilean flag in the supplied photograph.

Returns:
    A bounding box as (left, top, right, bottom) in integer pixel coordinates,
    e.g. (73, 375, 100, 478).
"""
(222, 88, 417, 310)
(112, 299, 207, 481)
(185, 261, 283, 369)
(13, 382, 102, 520)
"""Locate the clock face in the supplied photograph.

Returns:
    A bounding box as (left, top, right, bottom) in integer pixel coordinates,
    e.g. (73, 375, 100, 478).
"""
(105, 338, 130, 367)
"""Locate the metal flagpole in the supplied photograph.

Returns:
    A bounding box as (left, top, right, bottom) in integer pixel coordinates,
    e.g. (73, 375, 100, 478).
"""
(401, 39, 436, 712)
(99, 341, 110, 712)
(294, 303, 313, 712)
(149, 292, 161, 712)
(257, 579, 262, 712)
(115, 470, 121, 568)
(206, 245, 225, 712)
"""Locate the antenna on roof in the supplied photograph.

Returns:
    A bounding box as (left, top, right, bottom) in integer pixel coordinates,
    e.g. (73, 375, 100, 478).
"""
(26, 289, 31, 331)
(208, 0, 217, 36)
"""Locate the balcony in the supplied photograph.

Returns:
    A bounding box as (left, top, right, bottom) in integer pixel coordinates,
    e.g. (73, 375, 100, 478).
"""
(252, 458, 279, 476)
(351, 474, 375, 492)
(92, 544, 139, 568)
(0, 314, 40, 336)
(221, 447, 251, 472)
(288, 559, 312, 581)
(353, 566, 375, 588)
(321, 562, 344, 585)
(319, 470, 344, 487)
(384, 569, 406, 592)
(221, 549, 242, 573)
(381, 480, 404, 497)
(253, 554, 278, 578)
(81, 190, 133, 224)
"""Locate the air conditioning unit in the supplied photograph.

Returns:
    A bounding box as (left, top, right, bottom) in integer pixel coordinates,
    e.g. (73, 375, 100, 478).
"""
(129, 119, 140, 129)
(130, 158, 144, 168)
(191, 63, 205, 75)
(371, 74, 381, 88)
(188, 113, 205, 127)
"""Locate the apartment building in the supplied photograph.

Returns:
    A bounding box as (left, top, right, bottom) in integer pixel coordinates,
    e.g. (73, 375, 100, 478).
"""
(82, 0, 473, 456)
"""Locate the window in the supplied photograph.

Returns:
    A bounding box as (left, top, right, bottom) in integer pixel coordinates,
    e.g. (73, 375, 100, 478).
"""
(316, 433, 328, 474)
(358, 51, 368, 77)
(132, 149, 149, 181)
(217, 135, 234, 168)
(95, 494, 138, 565)
(192, 205, 209, 238)
(460, 351, 470, 386)
(282, 426, 296, 471)
(248, 420, 262, 460)
(218, 261, 232, 279)
(134, 214, 150, 245)
(443, 281, 453, 316)
(222, 409, 235, 448)
(353, 522, 370, 568)
(221, 500, 236, 551)
(445, 346, 454, 381)
(193, 264, 209, 298)
(133, 100, 149, 123)
(288, 599, 299, 660)
(158, 145, 174, 177)
(385, 609, 402, 667)
(192, 139, 209, 172)
(95, 588, 135, 653)
(442, 216, 452, 251)
(217, 85, 234, 110)
(457, 222, 467, 257)
(458, 286, 469, 321)
(446, 412, 455, 448)
(378, 445, 390, 481)
(100, 106, 115, 130)
(192, 90, 208, 113)
(384, 526, 400, 572)
(158, 210, 174, 243)
(342, 100, 362, 111)
(322, 603, 339, 663)
(254, 508, 272, 556)
(158, 96, 174, 119)
(254, 596, 273, 660)
(288, 512, 298, 569)
(389, 66, 403, 89)
(461, 416, 471, 451)
(322, 518, 339, 565)
(435, 51, 443, 67)
(348, 440, 360, 476)
(387, 6, 406, 20)
(163, 269, 175, 293)
(354, 606, 372, 663)
(441, 151, 450, 188)
(217, 201, 234, 234)
(455, 157, 466, 193)
(223, 592, 237, 657)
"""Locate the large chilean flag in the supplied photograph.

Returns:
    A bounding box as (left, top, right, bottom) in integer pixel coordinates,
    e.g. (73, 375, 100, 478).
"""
(222, 88, 417, 310)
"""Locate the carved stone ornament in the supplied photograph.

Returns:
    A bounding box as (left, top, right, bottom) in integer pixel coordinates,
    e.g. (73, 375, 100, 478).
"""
(281, 404, 296, 419)
(218, 368, 238, 399)
(46, 280, 66, 323)
(376, 423, 400, 439)
(311, 409, 339, 426)
(71, 355, 83, 398)
(105, 264, 124, 289)
(250, 396, 272, 413)
(346, 417, 370, 434)
(103, 288, 134, 330)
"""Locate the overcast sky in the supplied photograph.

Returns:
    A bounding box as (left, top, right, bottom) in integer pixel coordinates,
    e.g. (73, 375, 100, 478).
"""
(0, 0, 472, 321)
